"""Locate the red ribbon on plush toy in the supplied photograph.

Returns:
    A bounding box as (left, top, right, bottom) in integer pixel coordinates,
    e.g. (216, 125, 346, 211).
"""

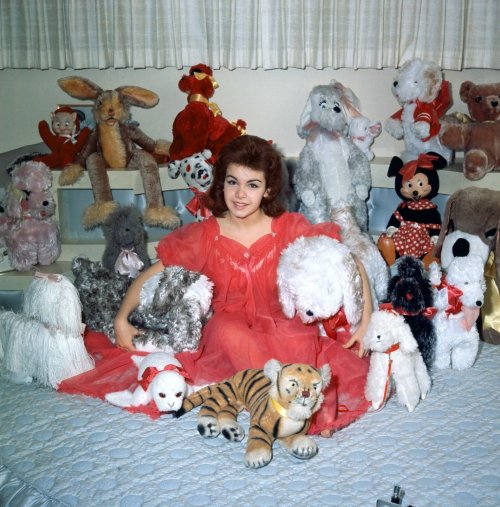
(379, 301, 437, 319)
(398, 153, 439, 183)
(138, 365, 191, 391)
(322, 308, 349, 340)
(186, 187, 212, 219)
(436, 277, 463, 316)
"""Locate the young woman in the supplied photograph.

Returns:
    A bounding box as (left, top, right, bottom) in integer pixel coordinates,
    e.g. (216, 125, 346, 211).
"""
(114, 135, 372, 436)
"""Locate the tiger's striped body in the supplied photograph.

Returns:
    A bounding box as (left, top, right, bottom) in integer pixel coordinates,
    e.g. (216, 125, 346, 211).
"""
(175, 359, 331, 468)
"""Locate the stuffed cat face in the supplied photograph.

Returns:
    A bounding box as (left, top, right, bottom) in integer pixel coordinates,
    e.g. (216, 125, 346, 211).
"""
(51, 111, 78, 136)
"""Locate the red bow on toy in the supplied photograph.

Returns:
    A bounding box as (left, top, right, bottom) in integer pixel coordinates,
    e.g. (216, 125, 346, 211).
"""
(437, 277, 463, 316)
(186, 187, 212, 219)
(138, 364, 191, 391)
(379, 302, 437, 319)
(322, 308, 348, 340)
(399, 153, 439, 183)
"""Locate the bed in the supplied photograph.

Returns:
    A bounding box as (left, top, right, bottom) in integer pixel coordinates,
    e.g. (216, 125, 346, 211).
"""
(0, 341, 498, 507)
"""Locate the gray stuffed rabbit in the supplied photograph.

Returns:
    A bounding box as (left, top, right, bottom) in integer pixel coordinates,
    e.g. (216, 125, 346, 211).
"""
(294, 80, 372, 231)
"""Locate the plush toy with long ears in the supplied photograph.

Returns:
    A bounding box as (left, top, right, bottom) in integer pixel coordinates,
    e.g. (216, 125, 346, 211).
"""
(167, 64, 246, 220)
(33, 106, 91, 169)
(57, 76, 180, 230)
(294, 80, 372, 230)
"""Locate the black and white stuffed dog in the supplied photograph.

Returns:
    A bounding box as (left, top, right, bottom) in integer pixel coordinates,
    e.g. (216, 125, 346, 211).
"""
(72, 257, 213, 352)
(383, 256, 437, 370)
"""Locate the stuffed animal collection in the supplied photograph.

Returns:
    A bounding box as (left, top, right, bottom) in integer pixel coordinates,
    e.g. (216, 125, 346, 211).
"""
(105, 351, 193, 416)
(0, 272, 94, 388)
(294, 79, 372, 231)
(33, 106, 91, 169)
(0, 160, 61, 271)
(385, 58, 453, 164)
(440, 80, 500, 180)
(364, 309, 431, 412)
(167, 63, 246, 220)
(377, 152, 446, 268)
(175, 358, 331, 468)
(56, 76, 180, 230)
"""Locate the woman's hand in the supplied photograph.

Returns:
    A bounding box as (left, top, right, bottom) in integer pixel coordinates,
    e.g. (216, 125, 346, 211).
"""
(114, 316, 141, 352)
(343, 327, 367, 358)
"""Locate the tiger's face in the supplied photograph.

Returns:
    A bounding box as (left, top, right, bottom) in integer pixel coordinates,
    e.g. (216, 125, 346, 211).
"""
(264, 360, 331, 421)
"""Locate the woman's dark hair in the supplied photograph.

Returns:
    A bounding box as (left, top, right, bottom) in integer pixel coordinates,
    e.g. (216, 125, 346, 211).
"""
(204, 135, 286, 217)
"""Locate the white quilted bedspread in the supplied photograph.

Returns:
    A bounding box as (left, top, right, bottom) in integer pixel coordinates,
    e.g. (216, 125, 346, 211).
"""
(1, 343, 499, 507)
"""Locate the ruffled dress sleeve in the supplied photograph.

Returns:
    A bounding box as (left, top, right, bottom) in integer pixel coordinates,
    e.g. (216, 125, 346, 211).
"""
(155, 218, 215, 272)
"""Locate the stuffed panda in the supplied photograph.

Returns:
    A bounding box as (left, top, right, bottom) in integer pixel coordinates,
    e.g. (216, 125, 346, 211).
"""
(378, 152, 447, 266)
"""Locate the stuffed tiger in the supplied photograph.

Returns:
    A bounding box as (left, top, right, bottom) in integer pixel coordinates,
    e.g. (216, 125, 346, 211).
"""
(175, 358, 331, 468)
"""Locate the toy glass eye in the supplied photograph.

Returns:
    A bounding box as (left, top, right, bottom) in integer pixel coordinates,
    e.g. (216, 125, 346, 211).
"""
(414, 80, 418, 84)
(333, 105, 341, 113)
(175, 392, 182, 398)
(319, 100, 327, 109)
(485, 227, 497, 239)
(159, 392, 166, 398)
(393, 81, 398, 87)
(418, 181, 423, 187)
(475, 96, 482, 103)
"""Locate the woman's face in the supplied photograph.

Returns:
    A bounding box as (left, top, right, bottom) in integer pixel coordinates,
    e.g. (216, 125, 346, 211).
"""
(223, 163, 269, 219)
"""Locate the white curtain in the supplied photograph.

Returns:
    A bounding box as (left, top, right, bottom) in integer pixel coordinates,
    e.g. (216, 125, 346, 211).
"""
(0, 0, 498, 70)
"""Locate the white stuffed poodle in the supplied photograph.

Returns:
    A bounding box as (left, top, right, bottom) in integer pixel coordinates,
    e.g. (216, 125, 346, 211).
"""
(295, 80, 372, 231)
(385, 58, 453, 164)
(364, 310, 431, 413)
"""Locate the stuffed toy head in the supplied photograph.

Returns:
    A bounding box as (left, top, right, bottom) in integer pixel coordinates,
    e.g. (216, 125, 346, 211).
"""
(391, 58, 444, 105)
(104, 351, 192, 417)
(460, 81, 500, 123)
(297, 79, 362, 139)
(277, 235, 364, 327)
(178, 63, 218, 99)
(388, 152, 447, 202)
(50, 106, 83, 135)
(101, 205, 151, 277)
(440, 81, 500, 180)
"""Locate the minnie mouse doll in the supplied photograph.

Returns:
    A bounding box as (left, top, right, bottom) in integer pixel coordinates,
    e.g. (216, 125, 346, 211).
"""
(377, 152, 447, 267)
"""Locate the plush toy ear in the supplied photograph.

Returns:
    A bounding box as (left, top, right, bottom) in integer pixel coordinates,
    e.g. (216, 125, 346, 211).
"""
(339, 252, 364, 328)
(387, 156, 403, 177)
(459, 81, 475, 103)
(434, 190, 458, 259)
(427, 152, 448, 170)
(116, 86, 160, 109)
(277, 280, 297, 319)
(318, 364, 332, 390)
(398, 319, 418, 354)
(297, 95, 314, 139)
(263, 359, 282, 383)
(58, 76, 102, 101)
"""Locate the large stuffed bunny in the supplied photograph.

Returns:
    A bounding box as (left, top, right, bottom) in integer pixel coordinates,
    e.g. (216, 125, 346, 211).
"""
(57, 77, 180, 230)
(294, 80, 372, 231)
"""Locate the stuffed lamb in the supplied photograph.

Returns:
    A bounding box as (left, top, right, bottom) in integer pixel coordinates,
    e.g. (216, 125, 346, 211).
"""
(295, 80, 372, 231)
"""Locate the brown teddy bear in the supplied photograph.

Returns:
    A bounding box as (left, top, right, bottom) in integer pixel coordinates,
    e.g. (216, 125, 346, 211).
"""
(440, 81, 500, 180)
